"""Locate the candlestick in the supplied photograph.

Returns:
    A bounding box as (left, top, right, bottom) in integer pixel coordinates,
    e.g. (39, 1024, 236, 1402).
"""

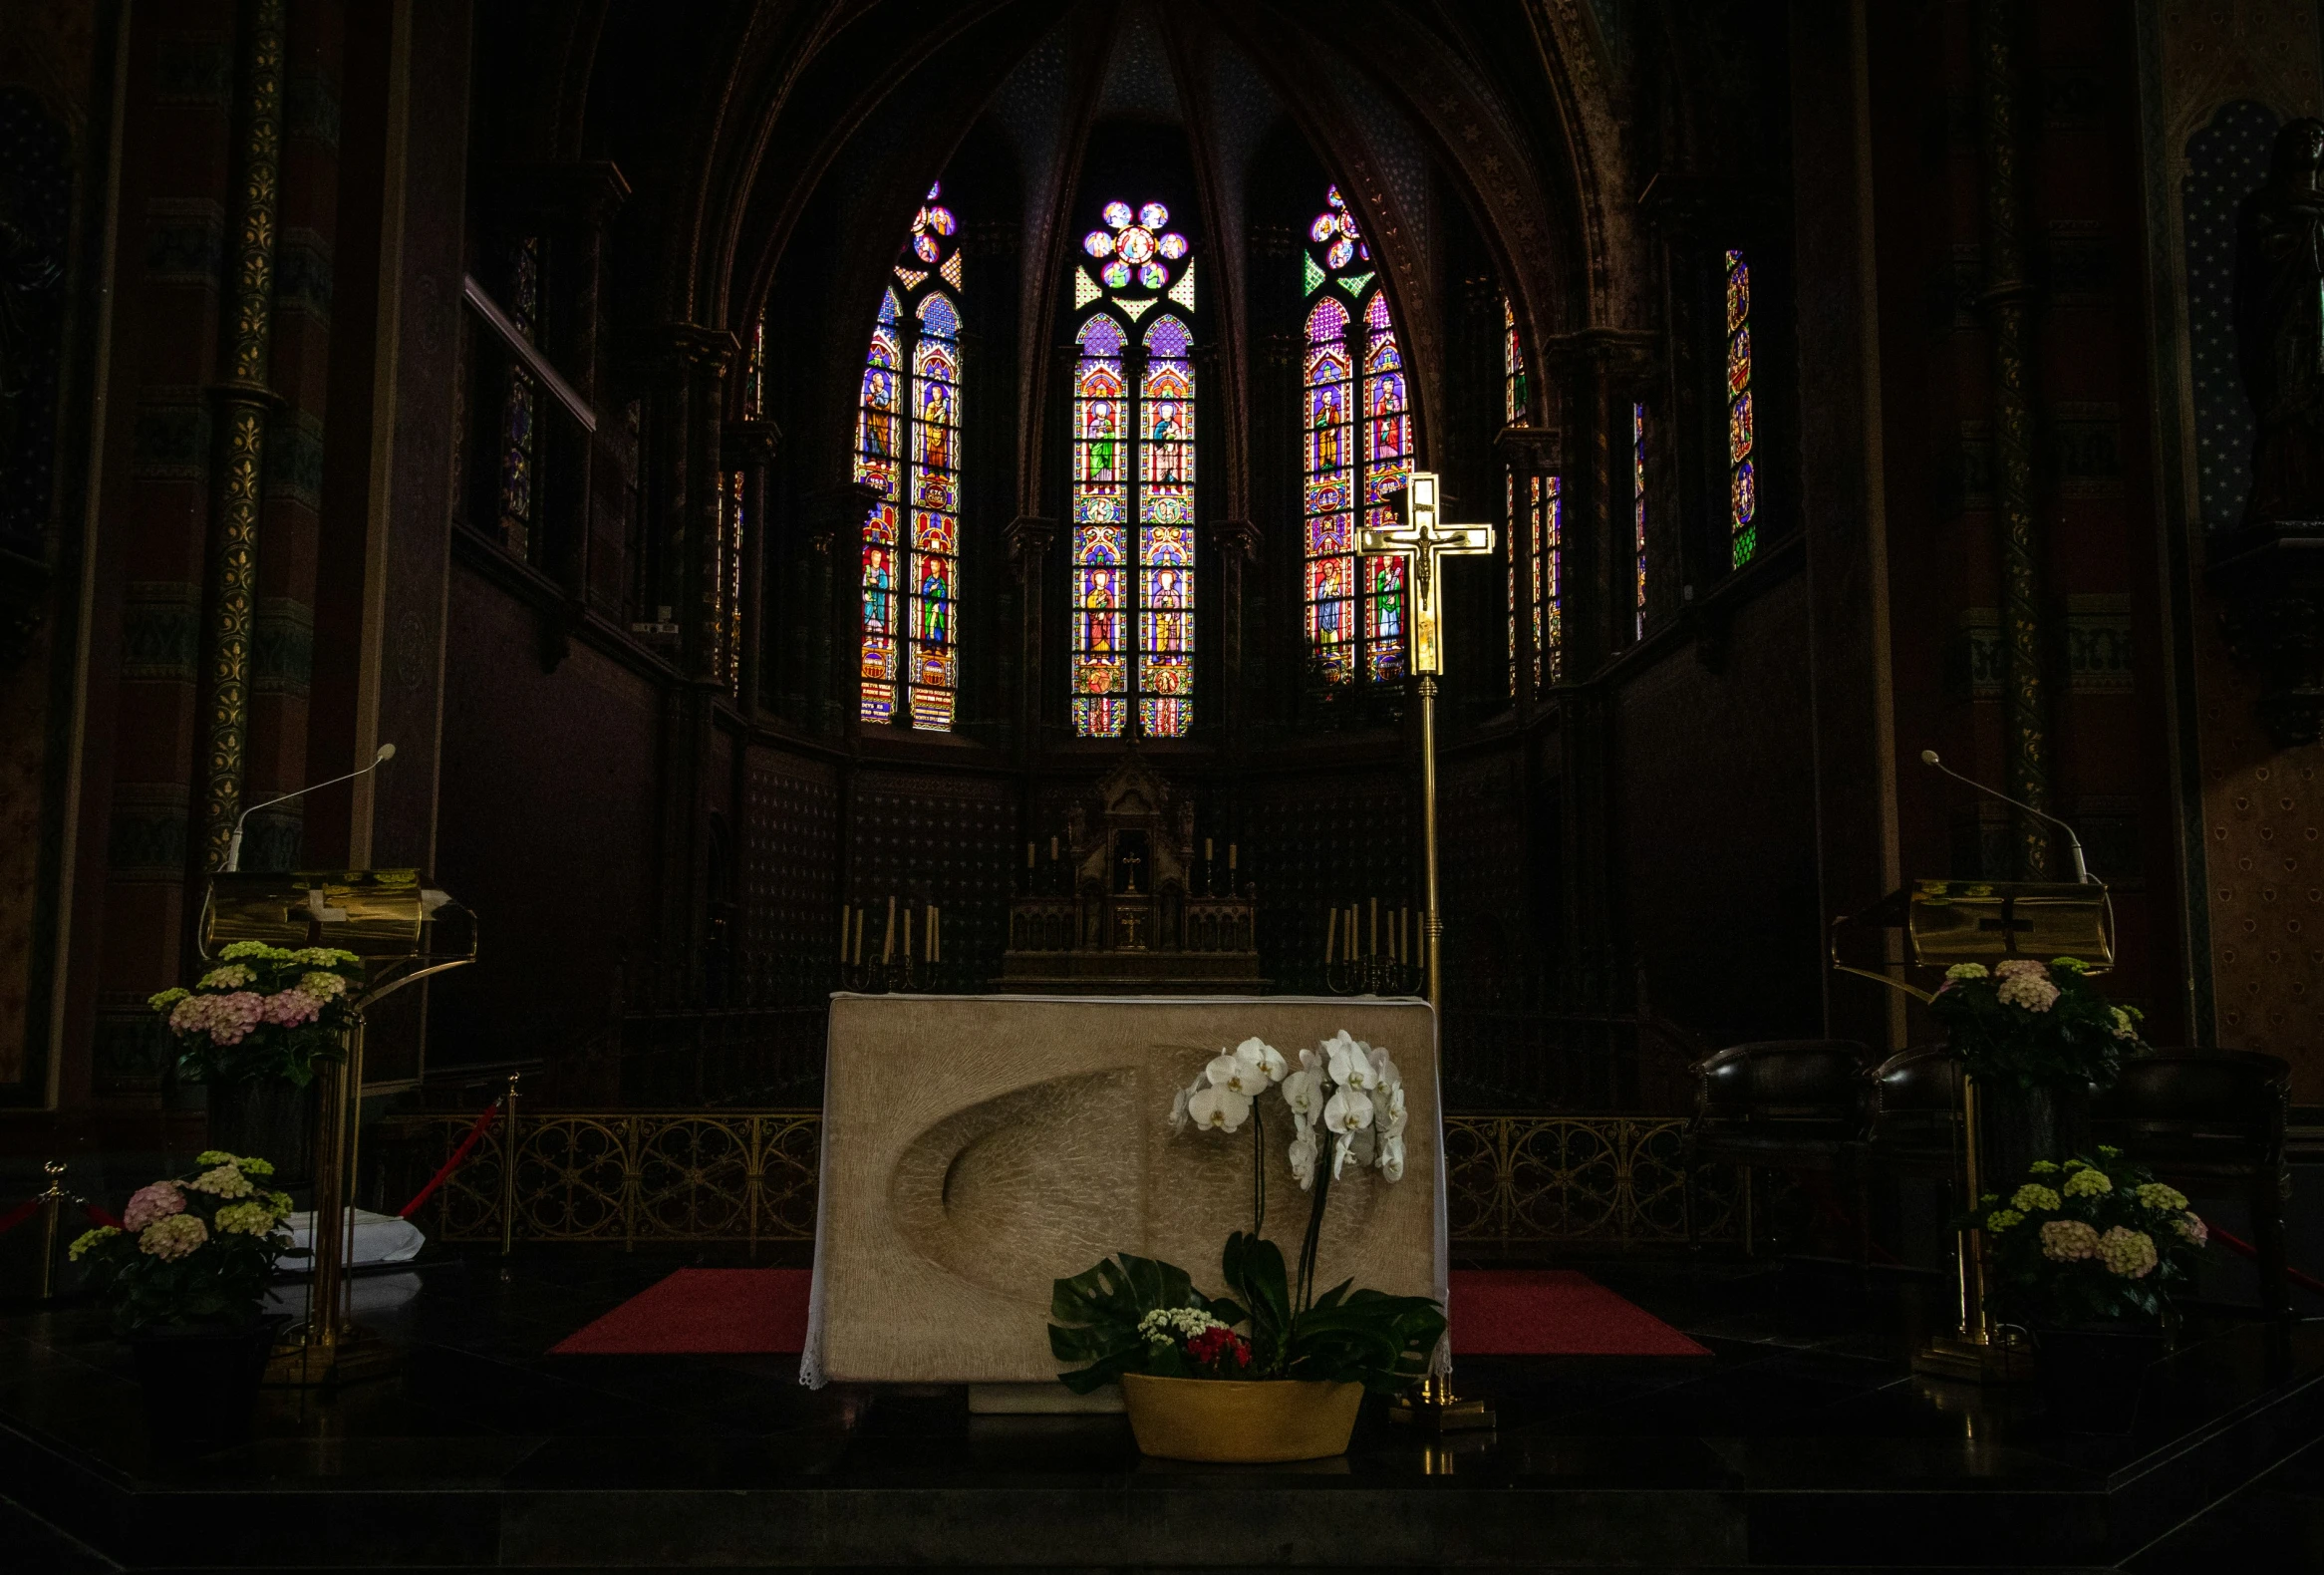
(1050, 835, 1059, 861)
(883, 895, 896, 963)
(851, 907, 864, 966)
(929, 904, 940, 963)
(1323, 907, 1337, 964)
(1025, 840, 1035, 869)
(1205, 837, 1214, 861)
(1400, 907, 1410, 967)
(838, 902, 849, 959)
(1228, 843, 1237, 870)
(1369, 897, 1378, 959)
(903, 906, 914, 962)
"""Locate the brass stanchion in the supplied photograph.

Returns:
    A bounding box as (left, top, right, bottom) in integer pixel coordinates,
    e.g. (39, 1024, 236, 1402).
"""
(499, 1073, 521, 1256)
(36, 1161, 68, 1301)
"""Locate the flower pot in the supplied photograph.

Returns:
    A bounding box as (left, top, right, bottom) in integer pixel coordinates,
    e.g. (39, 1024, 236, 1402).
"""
(206, 1077, 315, 1187)
(2035, 1324, 2170, 1432)
(129, 1315, 288, 1448)
(1118, 1373, 1364, 1462)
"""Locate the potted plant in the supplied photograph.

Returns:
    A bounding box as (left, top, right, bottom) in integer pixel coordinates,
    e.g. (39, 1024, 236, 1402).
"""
(1928, 956, 2148, 1174)
(1961, 1145, 2206, 1425)
(70, 1152, 298, 1444)
(1049, 1032, 1446, 1462)
(149, 942, 366, 1187)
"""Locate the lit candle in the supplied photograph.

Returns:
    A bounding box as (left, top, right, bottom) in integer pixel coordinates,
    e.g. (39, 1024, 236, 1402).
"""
(883, 894, 896, 963)
(1323, 906, 1337, 963)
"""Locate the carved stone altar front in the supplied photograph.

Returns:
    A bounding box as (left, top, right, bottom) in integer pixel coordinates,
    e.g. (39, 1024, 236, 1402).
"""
(999, 757, 1260, 993)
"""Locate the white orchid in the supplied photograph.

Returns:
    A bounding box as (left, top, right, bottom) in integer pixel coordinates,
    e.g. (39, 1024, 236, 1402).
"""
(1322, 1086, 1374, 1136)
(1368, 1047, 1400, 1091)
(1370, 1082, 1407, 1139)
(1287, 1131, 1318, 1190)
(1188, 1084, 1253, 1132)
(1236, 1037, 1289, 1083)
(1320, 1031, 1365, 1087)
(1377, 1133, 1406, 1182)
(1205, 1052, 1268, 1098)
(1280, 1068, 1323, 1123)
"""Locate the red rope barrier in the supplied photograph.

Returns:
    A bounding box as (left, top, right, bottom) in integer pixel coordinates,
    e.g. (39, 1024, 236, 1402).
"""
(84, 1203, 124, 1230)
(0, 1197, 40, 1236)
(2204, 1218, 2324, 1300)
(397, 1100, 501, 1219)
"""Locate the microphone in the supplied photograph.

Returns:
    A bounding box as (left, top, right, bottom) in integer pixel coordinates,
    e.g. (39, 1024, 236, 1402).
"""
(225, 744, 396, 873)
(1918, 749, 2092, 884)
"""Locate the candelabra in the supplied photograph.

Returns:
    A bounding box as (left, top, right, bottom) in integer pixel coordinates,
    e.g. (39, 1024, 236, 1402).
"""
(837, 895, 940, 993)
(1320, 898, 1424, 996)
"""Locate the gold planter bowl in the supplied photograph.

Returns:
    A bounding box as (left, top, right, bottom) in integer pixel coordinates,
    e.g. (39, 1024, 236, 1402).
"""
(1118, 1373, 1364, 1462)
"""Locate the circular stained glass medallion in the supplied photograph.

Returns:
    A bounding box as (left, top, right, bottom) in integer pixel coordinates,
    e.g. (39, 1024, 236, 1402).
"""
(1083, 230, 1114, 258)
(1139, 261, 1168, 289)
(1102, 200, 1134, 230)
(1102, 259, 1132, 288)
(1118, 227, 1155, 264)
(1157, 231, 1188, 260)
(1326, 236, 1354, 269)
(1140, 201, 1169, 227)
(915, 234, 942, 263)
(1310, 214, 1336, 244)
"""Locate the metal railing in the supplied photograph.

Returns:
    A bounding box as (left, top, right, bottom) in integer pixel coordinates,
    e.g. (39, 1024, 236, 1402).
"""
(383, 1109, 1737, 1248)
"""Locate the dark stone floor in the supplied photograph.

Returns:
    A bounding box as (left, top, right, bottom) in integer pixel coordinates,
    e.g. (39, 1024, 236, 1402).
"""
(0, 1244, 2318, 1571)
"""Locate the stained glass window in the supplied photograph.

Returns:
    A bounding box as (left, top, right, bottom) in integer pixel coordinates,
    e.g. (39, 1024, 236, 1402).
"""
(1725, 249, 1756, 568)
(853, 184, 962, 729)
(1071, 197, 1198, 738)
(1633, 401, 1649, 640)
(1503, 296, 1528, 427)
(497, 234, 542, 561)
(1536, 473, 1561, 687)
(1301, 186, 1412, 684)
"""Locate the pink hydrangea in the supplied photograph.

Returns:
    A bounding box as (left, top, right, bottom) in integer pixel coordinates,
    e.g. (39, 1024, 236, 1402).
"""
(2040, 1218, 2100, 1261)
(2097, 1225, 2159, 1279)
(168, 990, 267, 1045)
(123, 1180, 185, 1230)
(261, 988, 322, 1027)
(1996, 972, 2061, 1012)
(2175, 1212, 2208, 1247)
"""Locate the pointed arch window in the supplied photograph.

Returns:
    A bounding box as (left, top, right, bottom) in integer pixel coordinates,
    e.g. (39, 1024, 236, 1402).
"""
(1302, 187, 1408, 683)
(1070, 199, 1197, 738)
(1499, 296, 1559, 697)
(1723, 248, 1757, 568)
(853, 184, 963, 730)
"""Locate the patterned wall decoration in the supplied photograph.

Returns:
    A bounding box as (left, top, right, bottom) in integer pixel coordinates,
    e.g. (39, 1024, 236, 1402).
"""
(2179, 100, 2279, 533)
(1244, 771, 1416, 993)
(2205, 750, 2324, 1078)
(847, 770, 1016, 984)
(1439, 749, 1531, 999)
(740, 749, 840, 991)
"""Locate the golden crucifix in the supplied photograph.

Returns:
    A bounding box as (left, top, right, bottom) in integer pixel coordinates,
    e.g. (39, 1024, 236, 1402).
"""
(1359, 472, 1494, 1005)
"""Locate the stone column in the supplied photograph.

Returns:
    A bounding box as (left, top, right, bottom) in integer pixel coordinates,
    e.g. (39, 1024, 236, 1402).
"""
(804, 481, 879, 737)
(198, 0, 286, 872)
(726, 420, 781, 714)
(1212, 516, 1258, 748)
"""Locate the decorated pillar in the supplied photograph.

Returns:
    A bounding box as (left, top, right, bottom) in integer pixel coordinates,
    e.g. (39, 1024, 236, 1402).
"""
(198, 0, 286, 872)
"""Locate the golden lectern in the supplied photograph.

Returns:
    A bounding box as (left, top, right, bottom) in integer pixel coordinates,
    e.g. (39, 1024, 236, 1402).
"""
(202, 869, 476, 1386)
(1833, 876, 2114, 1383)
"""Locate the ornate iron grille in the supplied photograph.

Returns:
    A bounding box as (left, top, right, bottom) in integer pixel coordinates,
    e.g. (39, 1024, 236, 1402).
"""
(385, 1110, 1737, 1246)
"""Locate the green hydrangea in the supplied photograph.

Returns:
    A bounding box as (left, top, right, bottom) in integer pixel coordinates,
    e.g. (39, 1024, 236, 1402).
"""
(219, 941, 294, 961)
(2063, 1168, 2113, 1199)
(146, 987, 190, 1012)
(213, 1201, 276, 1236)
(2137, 1181, 2189, 1212)
(68, 1226, 119, 1261)
(2011, 1183, 2062, 1212)
(1985, 1208, 2025, 1232)
(2028, 1160, 2060, 1174)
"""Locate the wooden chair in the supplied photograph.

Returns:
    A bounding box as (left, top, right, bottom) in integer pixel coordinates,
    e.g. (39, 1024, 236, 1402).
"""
(1682, 1039, 1876, 1260)
(2090, 1049, 2294, 1320)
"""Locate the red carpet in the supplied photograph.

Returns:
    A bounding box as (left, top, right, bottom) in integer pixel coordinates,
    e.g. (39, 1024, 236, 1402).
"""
(551, 1266, 1704, 1358)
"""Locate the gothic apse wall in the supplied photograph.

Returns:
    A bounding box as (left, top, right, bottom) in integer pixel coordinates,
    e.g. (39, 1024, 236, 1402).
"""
(0, 0, 2319, 1156)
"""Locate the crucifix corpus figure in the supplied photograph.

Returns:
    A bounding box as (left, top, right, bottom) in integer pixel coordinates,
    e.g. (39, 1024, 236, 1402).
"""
(1358, 471, 1493, 1009)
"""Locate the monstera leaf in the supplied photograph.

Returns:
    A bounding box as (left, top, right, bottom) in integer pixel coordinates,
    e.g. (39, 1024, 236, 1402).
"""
(1048, 1252, 1224, 1395)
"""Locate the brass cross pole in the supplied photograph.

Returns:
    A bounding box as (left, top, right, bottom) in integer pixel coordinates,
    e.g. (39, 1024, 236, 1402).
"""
(1359, 472, 1494, 1005)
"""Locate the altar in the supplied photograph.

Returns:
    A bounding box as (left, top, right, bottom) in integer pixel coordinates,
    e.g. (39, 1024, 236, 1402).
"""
(999, 757, 1262, 993)
(804, 992, 1445, 1390)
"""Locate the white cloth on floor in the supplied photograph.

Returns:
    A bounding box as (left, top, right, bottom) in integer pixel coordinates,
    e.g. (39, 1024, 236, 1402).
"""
(283, 1207, 427, 1268)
